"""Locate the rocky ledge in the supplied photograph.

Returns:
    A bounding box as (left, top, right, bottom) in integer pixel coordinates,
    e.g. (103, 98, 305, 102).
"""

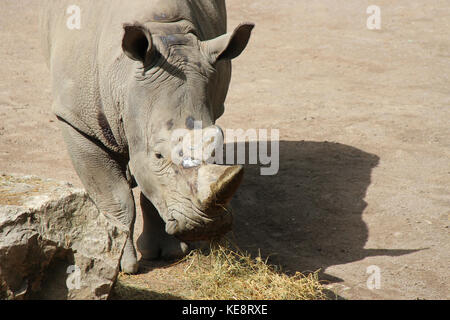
(0, 174, 127, 300)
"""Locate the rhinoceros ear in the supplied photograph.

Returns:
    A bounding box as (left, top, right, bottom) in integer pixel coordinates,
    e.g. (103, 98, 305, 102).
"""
(203, 23, 254, 63)
(122, 23, 153, 64)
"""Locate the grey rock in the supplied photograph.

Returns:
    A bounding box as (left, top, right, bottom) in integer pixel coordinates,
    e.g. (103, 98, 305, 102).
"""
(0, 174, 128, 300)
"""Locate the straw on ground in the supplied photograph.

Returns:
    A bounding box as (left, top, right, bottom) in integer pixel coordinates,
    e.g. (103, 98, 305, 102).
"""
(112, 240, 329, 300)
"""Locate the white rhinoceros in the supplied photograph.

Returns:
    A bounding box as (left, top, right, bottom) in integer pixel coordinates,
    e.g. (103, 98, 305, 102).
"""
(40, 0, 254, 273)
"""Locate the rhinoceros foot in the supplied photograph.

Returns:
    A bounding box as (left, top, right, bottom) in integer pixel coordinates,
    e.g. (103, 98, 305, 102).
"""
(137, 231, 189, 260)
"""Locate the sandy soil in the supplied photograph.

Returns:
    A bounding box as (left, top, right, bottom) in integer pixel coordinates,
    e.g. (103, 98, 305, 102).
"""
(1, 0, 449, 299)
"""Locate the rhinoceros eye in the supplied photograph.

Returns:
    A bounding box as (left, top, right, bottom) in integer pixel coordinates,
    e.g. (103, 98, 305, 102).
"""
(155, 152, 164, 159)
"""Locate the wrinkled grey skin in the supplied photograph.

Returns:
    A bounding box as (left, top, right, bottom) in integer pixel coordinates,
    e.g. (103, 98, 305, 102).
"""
(40, 0, 253, 273)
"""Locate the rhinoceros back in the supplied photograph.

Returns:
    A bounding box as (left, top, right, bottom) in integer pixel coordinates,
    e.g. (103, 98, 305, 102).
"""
(40, 0, 228, 154)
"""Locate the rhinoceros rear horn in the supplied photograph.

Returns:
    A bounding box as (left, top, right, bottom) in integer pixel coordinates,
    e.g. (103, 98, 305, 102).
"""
(122, 23, 153, 64)
(202, 23, 255, 63)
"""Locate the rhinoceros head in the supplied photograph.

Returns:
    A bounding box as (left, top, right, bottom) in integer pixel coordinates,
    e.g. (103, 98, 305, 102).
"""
(120, 22, 253, 241)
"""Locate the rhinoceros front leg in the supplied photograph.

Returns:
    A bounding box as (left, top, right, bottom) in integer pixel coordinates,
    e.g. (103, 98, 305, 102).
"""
(137, 192, 189, 260)
(59, 120, 139, 274)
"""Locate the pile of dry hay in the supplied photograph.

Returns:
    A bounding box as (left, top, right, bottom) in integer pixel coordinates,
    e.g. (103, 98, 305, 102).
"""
(112, 241, 329, 300)
(181, 241, 327, 300)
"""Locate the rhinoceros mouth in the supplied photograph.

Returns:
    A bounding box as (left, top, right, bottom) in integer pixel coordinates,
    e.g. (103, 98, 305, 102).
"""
(165, 204, 233, 241)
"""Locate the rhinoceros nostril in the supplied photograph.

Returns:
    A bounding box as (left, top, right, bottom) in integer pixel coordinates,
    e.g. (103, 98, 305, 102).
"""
(185, 116, 195, 130)
(166, 119, 174, 130)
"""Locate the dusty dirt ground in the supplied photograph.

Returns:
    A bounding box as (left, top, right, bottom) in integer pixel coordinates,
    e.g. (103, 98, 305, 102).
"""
(1, 0, 449, 299)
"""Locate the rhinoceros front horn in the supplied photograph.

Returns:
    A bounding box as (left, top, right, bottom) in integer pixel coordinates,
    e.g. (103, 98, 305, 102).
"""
(165, 164, 244, 241)
(196, 164, 244, 210)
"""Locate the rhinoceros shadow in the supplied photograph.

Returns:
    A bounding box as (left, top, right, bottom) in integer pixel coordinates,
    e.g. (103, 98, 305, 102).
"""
(224, 140, 417, 283)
